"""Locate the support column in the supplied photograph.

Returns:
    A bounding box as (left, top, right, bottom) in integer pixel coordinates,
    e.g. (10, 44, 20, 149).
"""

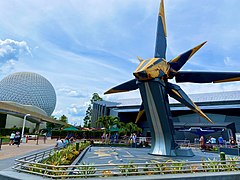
(138, 79, 194, 156)
(35, 123, 40, 145)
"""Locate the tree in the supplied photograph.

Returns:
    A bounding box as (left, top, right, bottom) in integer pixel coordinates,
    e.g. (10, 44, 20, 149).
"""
(120, 122, 142, 135)
(46, 115, 65, 132)
(83, 104, 92, 128)
(91, 93, 103, 104)
(59, 115, 68, 123)
(46, 115, 58, 131)
(96, 116, 120, 134)
(83, 93, 103, 127)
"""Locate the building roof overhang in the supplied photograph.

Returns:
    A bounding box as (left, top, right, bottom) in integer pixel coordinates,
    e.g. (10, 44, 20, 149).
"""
(0, 101, 67, 126)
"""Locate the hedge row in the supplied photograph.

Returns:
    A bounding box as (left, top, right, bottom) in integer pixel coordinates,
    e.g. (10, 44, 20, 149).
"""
(0, 127, 30, 136)
(51, 130, 104, 139)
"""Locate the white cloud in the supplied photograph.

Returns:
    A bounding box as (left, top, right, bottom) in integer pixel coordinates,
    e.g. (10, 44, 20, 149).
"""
(128, 58, 139, 64)
(103, 90, 141, 102)
(52, 109, 64, 118)
(0, 39, 31, 76)
(178, 82, 240, 95)
(58, 87, 86, 98)
(0, 39, 31, 62)
(0, 59, 16, 75)
(223, 56, 240, 68)
(67, 104, 88, 117)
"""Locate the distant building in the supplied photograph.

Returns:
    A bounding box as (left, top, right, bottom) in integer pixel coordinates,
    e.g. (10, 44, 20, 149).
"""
(92, 91, 240, 142)
(0, 72, 57, 133)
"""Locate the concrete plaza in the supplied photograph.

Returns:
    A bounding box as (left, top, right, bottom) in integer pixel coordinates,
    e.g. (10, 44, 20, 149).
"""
(0, 142, 239, 180)
(80, 146, 237, 165)
(0, 138, 56, 160)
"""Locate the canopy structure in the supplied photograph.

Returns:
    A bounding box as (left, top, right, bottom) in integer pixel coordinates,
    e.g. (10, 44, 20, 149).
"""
(63, 126, 79, 131)
(0, 101, 67, 126)
(108, 125, 120, 132)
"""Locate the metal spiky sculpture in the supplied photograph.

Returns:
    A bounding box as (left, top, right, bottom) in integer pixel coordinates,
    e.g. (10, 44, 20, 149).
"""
(105, 0, 240, 156)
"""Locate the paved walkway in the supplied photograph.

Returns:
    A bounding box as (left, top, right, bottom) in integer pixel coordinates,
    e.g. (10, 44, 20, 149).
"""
(0, 138, 57, 180)
(0, 138, 57, 160)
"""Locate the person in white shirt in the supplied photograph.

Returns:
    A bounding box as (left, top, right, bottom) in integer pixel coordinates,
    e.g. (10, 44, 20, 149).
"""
(9, 132, 15, 145)
(55, 139, 63, 149)
(132, 133, 137, 148)
(210, 136, 216, 144)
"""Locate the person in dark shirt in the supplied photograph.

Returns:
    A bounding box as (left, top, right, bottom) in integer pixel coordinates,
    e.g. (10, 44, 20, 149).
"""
(199, 136, 205, 151)
(230, 136, 236, 148)
(14, 131, 21, 147)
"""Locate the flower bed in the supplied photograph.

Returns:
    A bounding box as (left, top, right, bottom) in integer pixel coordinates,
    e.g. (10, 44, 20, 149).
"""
(25, 141, 90, 175)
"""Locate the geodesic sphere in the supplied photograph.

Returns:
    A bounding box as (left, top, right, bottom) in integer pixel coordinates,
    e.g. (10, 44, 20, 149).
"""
(0, 72, 56, 116)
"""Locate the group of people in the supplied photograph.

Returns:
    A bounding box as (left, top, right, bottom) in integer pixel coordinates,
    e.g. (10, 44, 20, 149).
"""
(129, 133, 137, 148)
(101, 132, 140, 148)
(199, 135, 237, 151)
(9, 131, 21, 147)
(101, 132, 119, 144)
(55, 136, 76, 149)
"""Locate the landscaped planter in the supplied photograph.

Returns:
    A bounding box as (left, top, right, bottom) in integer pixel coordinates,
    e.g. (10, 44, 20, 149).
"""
(24, 141, 90, 176)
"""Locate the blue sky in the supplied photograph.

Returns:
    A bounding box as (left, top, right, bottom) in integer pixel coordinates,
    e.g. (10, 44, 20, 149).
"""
(0, 0, 240, 125)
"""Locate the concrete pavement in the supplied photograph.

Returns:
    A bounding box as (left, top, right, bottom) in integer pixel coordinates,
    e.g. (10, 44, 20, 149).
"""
(79, 146, 238, 165)
(0, 138, 57, 179)
(0, 142, 239, 180)
(0, 138, 56, 160)
(0, 138, 56, 170)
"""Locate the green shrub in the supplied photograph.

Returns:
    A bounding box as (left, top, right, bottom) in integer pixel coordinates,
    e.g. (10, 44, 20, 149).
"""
(74, 162, 96, 175)
(0, 127, 29, 136)
(24, 142, 91, 175)
(51, 130, 103, 139)
(119, 161, 138, 176)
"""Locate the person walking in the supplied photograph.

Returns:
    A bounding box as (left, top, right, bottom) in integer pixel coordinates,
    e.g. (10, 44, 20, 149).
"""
(101, 132, 106, 143)
(199, 136, 205, 151)
(218, 135, 224, 146)
(115, 132, 119, 143)
(9, 131, 15, 145)
(14, 131, 21, 147)
(132, 133, 137, 148)
(230, 136, 236, 148)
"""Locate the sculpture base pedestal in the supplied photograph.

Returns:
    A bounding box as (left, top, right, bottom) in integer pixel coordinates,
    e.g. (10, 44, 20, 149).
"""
(149, 148, 194, 157)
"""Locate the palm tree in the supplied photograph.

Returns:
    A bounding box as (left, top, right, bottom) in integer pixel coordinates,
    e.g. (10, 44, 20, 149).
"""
(121, 122, 142, 136)
(96, 116, 121, 143)
(96, 116, 120, 133)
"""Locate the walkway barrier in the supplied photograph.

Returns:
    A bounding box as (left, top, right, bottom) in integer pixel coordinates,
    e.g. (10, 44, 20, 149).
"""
(13, 150, 240, 179)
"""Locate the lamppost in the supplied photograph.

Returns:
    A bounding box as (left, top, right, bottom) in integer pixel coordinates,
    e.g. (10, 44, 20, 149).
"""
(21, 114, 31, 141)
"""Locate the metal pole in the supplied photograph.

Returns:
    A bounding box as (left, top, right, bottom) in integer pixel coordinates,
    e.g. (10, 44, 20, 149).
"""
(0, 138, 2, 150)
(36, 133, 39, 145)
(21, 114, 30, 140)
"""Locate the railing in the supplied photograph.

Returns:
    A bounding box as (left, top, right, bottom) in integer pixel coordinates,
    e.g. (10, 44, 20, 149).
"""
(13, 142, 70, 164)
(13, 150, 240, 179)
(16, 148, 55, 163)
